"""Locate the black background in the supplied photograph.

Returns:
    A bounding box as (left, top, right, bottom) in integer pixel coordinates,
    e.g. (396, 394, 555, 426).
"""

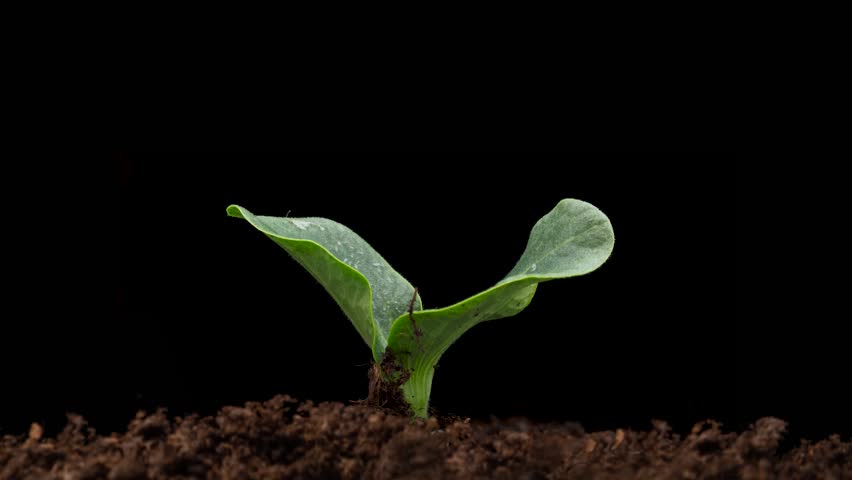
(2, 154, 847, 444)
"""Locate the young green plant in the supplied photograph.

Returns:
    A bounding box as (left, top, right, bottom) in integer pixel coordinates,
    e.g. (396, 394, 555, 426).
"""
(227, 199, 614, 418)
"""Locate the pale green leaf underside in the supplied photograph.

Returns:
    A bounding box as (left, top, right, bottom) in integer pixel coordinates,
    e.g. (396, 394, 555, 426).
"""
(227, 205, 420, 360)
(386, 199, 614, 416)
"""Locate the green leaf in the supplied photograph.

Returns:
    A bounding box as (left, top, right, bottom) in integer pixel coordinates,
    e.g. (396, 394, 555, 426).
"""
(227, 205, 420, 360)
(228, 199, 613, 418)
(386, 199, 614, 417)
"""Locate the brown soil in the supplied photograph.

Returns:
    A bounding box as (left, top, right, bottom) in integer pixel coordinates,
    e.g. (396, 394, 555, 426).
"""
(2, 396, 849, 480)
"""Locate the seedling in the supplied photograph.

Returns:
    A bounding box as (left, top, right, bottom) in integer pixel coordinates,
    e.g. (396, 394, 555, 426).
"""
(227, 199, 614, 418)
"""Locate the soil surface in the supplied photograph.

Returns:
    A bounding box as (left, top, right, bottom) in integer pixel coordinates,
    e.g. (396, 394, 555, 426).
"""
(2, 395, 849, 479)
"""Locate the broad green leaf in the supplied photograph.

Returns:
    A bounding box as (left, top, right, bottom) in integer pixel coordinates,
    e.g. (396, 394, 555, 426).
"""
(227, 205, 421, 360)
(386, 199, 614, 417)
(228, 199, 613, 418)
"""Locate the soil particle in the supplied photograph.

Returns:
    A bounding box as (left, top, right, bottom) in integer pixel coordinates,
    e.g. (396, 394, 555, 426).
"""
(1, 395, 849, 479)
(363, 352, 411, 416)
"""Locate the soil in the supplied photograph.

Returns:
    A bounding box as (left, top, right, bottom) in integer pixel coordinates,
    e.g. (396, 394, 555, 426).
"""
(2, 396, 849, 480)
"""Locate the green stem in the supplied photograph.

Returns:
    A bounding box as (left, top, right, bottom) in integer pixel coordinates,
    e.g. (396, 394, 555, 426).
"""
(400, 356, 436, 418)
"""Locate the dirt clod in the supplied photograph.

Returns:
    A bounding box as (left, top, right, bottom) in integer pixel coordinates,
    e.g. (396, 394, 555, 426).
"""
(1, 395, 849, 479)
(27, 423, 43, 442)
